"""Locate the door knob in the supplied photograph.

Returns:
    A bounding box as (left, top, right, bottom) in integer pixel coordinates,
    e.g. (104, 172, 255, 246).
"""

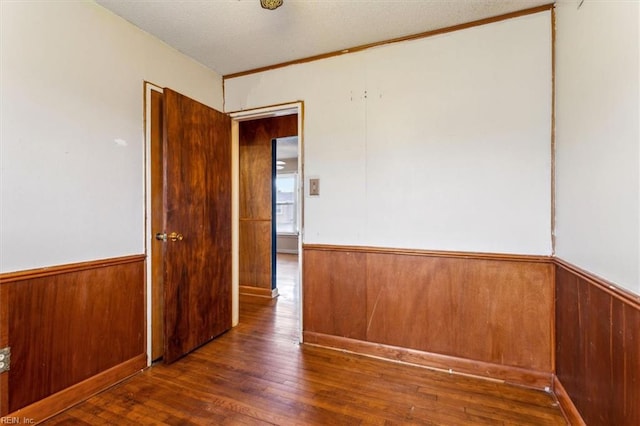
(155, 232, 184, 242)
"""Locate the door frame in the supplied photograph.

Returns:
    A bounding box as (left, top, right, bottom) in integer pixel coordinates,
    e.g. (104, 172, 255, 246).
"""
(230, 103, 304, 341)
(144, 82, 164, 364)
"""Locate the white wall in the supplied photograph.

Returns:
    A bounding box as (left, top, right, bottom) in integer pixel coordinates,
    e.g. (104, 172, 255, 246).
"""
(555, 0, 640, 294)
(226, 11, 552, 255)
(0, 1, 223, 272)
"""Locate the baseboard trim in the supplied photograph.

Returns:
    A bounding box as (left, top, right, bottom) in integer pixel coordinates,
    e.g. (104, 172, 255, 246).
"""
(276, 249, 299, 255)
(240, 285, 279, 298)
(3, 353, 146, 424)
(303, 332, 553, 390)
(553, 376, 586, 426)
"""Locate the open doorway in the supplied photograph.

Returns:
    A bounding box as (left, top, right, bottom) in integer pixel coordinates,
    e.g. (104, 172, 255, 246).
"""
(231, 104, 303, 341)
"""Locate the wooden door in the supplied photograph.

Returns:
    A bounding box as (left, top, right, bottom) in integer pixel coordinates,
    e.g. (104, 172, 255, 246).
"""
(162, 88, 232, 364)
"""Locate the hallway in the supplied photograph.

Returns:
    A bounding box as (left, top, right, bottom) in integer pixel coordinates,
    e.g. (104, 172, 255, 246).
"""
(43, 254, 566, 425)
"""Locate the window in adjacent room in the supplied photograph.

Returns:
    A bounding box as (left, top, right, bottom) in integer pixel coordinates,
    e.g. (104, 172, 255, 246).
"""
(275, 173, 298, 234)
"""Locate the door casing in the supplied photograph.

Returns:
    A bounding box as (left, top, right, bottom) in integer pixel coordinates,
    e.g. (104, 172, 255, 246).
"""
(230, 104, 304, 335)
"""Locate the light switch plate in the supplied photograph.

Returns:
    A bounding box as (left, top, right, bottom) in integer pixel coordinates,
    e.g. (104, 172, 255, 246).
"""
(309, 178, 320, 196)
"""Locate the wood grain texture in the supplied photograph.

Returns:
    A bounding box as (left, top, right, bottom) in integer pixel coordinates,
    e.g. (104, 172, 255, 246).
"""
(42, 255, 566, 425)
(366, 253, 554, 372)
(0, 255, 144, 283)
(303, 246, 554, 381)
(238, 115, 297, 292)
(6, 355, 145, 424)
(553, 376, 586, 426)
(303, 248, 367, 340)
(555, 261, 640, 426)
(239, 220, 272, 289)
(5, 258, 145, 413)
(304, 332, 554, 389)
(239, 115, 297, 219)
(162, 89, 232, 363)
(150, 89, 165, 361)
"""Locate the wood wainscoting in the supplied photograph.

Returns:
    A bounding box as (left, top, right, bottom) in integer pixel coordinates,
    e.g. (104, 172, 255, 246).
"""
(555, 259, 640, 426)
(302, 245, 555, 389)
(0, 255, 146, 422)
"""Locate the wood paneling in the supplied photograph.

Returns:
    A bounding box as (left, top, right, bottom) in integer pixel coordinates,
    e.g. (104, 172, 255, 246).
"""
(42, 255, 566, 425)
(239, 115, 297, 292)
(1, 256, 145, 414)
(239, 220, 272, 290)
(366, 253, 553, 372)
(239, 115, 297, 219)
(555, 260, 640, 426)
(303, 249, 367, 340)
(303, 245, 555, 387)
(553, 376, 586, 426)
(7, 354, 145, 424)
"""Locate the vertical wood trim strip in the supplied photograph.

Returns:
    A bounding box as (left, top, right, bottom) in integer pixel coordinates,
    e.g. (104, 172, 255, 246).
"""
(550, 5, 557, 255)
(549, 5, 557, 376)
(0, 285, 8, 416)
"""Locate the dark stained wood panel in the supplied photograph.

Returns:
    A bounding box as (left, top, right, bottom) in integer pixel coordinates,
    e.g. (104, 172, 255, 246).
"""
(366, 253, 554, 372)
(239, 115, 297, 219)
(238, 114, 297, 293)
(5, 258, 145, 413)
(239, 220, 272, 289)
(239, 139, 272, 221)
(162, 88, 232, 363)
(303, 245, 554, 379)
(303, 249, 367, 340)
(555, 261, 640, 426)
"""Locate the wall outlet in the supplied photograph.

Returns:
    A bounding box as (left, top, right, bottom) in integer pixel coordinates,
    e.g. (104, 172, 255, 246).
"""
(309, 178, 320, 196)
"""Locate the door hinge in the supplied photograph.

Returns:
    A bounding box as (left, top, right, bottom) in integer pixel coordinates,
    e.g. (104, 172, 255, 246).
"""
(0, 347, 10, 373)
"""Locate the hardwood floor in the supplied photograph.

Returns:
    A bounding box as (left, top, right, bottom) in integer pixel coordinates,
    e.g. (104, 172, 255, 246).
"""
(43, 254, 566, 425)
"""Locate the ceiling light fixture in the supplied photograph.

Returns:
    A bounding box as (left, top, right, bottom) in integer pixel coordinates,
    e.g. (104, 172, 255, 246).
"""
(276, 160, 286, 166)
(260, 0, 283, 10)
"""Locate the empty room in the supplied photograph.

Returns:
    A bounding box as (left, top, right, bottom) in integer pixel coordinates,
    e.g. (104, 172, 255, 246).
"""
(1, 0, 638, 424)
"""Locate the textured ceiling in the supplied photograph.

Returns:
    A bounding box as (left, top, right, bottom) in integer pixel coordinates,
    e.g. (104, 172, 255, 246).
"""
(96, 0, 551, 76)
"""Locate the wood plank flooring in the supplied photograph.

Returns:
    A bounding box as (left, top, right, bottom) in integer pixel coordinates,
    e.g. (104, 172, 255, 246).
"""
(43, 254, 567, 425)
